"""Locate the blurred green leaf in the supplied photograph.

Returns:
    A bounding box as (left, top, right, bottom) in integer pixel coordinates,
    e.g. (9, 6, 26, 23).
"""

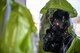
(0, 1, 36, 53)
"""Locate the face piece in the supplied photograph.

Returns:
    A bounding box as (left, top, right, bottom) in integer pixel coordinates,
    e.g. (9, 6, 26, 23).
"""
(43, 9, 72, 53)
(50, 9, 70, 32)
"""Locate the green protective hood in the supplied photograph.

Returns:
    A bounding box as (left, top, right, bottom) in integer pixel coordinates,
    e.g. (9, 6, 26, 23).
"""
(40, 0, 77, 18)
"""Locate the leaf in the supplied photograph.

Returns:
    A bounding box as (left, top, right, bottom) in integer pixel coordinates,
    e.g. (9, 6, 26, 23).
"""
(40, 0, 77, 18)
(0, 1, 36, 53)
